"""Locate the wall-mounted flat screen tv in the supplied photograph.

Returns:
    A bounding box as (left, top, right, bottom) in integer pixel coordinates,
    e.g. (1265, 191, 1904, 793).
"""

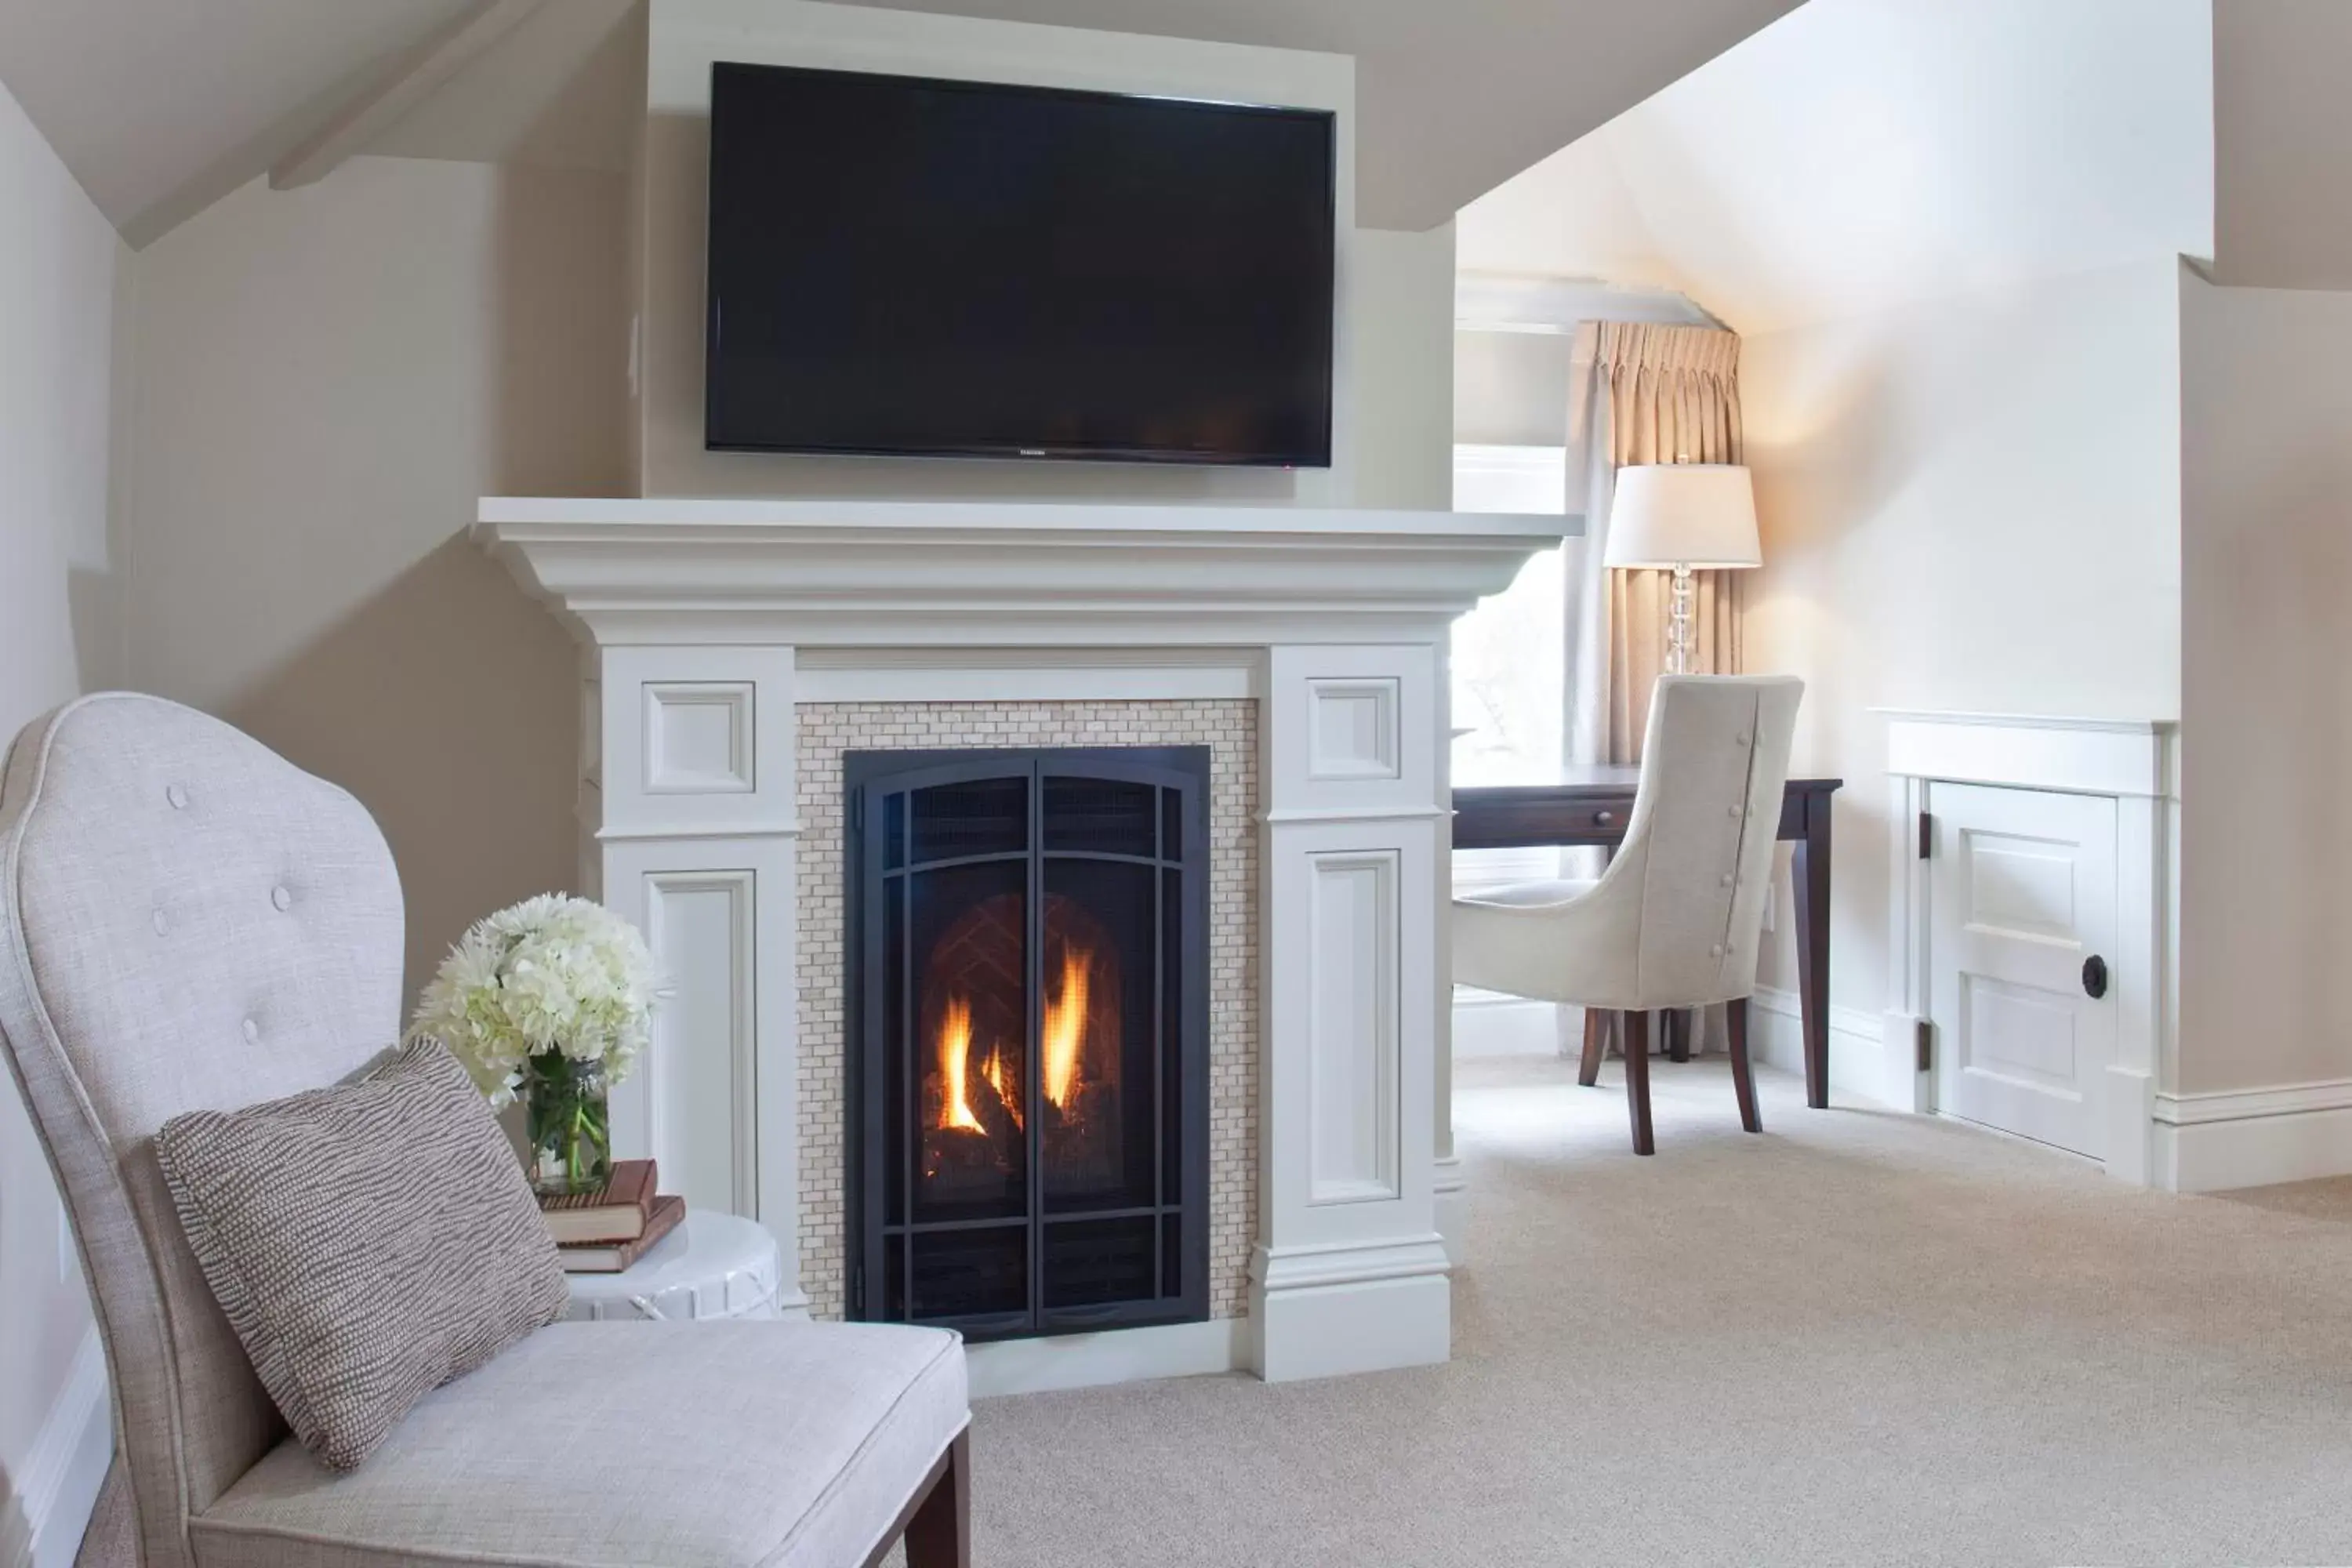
(704, 62, 1337, 466)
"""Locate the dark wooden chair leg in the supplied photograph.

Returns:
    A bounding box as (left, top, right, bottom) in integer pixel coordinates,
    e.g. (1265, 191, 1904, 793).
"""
(884, 1430, 970, 1568)
(1728, 996, 1761, 1134)
(1621, 1010, 1654, 1155)
(1578, 1007, 1608, 1087)
(1665, 1008, 1691, 1062)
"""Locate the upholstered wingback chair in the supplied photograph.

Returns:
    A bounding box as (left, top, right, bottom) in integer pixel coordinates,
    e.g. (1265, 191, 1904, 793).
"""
(1453, 675, 1803, 1154)
(0, 695, 970, 1568)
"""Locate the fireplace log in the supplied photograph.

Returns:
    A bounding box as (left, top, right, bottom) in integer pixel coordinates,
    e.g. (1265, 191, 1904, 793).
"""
(967, 1053, 1023, 1145)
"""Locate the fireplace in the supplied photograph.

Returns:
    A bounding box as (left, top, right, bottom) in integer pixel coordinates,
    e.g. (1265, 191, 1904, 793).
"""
(844, 746, 1211, 1339)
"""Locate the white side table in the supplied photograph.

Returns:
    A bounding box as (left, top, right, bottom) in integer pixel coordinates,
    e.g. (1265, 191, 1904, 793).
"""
(563, 1210, 786, 1323)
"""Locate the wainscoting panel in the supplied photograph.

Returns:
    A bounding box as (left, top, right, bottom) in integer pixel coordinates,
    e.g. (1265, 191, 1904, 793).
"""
(643, 870, 759, 1216)
(1306, 849, 1402, 1205)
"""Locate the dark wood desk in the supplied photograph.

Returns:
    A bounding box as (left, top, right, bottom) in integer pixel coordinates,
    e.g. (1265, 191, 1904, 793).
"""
(1452, 767, 1844, 1109)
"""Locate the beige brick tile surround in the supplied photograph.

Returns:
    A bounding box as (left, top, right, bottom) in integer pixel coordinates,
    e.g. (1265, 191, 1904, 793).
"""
(795, 701, 1261, 1322)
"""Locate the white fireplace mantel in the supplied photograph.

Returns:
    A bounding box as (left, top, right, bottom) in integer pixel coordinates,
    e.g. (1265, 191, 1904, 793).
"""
(475, 495, 1569, 647)
(478, 495, 1574, 1388)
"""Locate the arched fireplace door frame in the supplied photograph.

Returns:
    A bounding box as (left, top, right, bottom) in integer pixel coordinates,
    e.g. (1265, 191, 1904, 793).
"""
(844, 746, 1212, 1341)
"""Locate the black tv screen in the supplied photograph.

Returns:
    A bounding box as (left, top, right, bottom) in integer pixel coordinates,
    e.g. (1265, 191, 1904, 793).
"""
(704, 63, 1337, 466)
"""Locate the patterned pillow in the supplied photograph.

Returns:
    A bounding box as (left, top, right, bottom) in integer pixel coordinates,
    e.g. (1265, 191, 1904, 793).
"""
(156, 1036, 567, 1470)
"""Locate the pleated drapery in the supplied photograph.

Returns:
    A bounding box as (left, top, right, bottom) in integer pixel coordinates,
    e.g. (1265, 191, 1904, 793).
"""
(1564, 321, 1747, 767)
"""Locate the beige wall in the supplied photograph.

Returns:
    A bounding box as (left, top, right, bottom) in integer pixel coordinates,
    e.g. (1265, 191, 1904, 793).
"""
(2178, 271, 2352, 1094)
(2212, 0, 2352, 289)
(1741, 256, 2183, 1018)
(0, 75, 122, 1523)
(1349, 224, 1457, 510)
(121, 156, 629, 1004)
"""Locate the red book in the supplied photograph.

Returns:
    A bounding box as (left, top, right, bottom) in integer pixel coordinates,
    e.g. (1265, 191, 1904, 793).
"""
(539, 1158, 657, 1246)
(558, 1194, 684, 1274)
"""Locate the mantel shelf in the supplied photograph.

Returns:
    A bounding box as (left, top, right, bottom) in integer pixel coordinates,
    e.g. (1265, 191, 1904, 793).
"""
(475, 495, 1576, 648)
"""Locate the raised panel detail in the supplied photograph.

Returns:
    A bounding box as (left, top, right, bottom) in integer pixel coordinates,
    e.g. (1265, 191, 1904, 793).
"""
(1963, 833, 2078, 942)
(1961, 973, 2079, 1094)
(1307, 678, 1402, 782)
(644, 681, 756, 793)
(1306, 850, 1401, 1204)
(643, 872, 757, 1215)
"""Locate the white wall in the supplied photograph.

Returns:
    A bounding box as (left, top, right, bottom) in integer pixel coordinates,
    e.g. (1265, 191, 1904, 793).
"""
(633, 0, 1452, 508)
(1454, 0, 2204, 1061)
(1740, 256, 2184, 1011)
(2178, 272, 2352, 1095)
(122, 157, 630, 1002)
(0, 76, 122, 1568)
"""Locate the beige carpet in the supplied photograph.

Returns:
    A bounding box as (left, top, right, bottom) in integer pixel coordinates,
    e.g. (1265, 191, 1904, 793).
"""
(951, 1050, 2352, 1566)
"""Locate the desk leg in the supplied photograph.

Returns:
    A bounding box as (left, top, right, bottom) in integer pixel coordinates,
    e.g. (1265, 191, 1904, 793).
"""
(1792, 806, 1831, 1109)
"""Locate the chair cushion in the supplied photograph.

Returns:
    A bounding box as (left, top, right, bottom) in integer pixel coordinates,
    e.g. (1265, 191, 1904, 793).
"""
(1454, 878, 1599, 909)
(189, 1319, 970, 1568)
(156, 1038, 569, 1470)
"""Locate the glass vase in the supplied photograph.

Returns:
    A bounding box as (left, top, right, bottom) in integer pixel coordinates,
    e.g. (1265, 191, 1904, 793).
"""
(524, 1054, 612, 1197)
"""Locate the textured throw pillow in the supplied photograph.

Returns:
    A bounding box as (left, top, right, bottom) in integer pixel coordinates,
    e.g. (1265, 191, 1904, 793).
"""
(156, 1036, 568, 1470)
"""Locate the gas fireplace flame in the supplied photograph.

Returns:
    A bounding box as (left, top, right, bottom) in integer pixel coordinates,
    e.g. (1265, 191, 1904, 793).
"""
(930, 941, 1101, 1138)
(938, 996, 984, 1133)
(1044, 946, 1091, 1112)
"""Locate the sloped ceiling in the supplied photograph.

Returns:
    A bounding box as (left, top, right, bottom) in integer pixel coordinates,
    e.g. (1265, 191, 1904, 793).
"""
(1462, 0, 2216, 336)
(0, 0, 1799, 245)
(0, 0, 477, 245)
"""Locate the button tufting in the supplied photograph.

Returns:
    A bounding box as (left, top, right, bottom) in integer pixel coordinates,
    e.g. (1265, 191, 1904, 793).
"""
(1710, 943, 1725, 957)
(1721, 873, 1734, 887)
(241, 1018, 260, 1044)
(1726, 805, 1740, 818)
(1735, 732, 1751, 747)
(271, 886, 292, 912)
(151, 909, 168, 936)
(165, 784, 188, 810)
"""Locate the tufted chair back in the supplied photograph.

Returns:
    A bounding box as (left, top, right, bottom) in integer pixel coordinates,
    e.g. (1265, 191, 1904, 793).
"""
(0, 695, 405, 1568)
(1603, 675, 1803, 1007)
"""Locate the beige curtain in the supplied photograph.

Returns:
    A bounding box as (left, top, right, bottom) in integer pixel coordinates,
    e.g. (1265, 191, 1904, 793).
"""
(1565, 321, 1746, 767)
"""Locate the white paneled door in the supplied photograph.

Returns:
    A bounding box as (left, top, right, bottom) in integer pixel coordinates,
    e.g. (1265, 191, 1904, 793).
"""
(1929, 782, 2118, 1159)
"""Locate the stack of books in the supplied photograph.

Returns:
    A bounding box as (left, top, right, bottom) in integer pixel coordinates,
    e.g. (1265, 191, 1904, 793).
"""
(539, 1158, 684, 1273)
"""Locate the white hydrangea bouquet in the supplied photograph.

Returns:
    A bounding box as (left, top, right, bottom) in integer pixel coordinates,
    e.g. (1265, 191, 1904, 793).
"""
(408, 894, 664, 1195)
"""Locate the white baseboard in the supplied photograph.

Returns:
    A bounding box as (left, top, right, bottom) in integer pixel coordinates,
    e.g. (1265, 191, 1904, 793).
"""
(1749, 985, 1896, 1108)
(2151, 1078, 2352, 1192)
(1433, 1152, 1467, 1265)
(2, 1329, 109, 1568)
(964, 1316, 1248, 1398)
(1249, 1235, 1451, 1383)
(1450, 989, 1559, 1058)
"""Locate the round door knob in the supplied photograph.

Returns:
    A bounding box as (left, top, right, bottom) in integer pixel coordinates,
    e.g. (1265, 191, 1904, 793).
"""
(2082, 955, 2109, 1000)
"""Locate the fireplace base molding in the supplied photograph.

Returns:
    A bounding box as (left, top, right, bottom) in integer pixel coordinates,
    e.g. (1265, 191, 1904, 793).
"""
(477, 495, 1572, 1383)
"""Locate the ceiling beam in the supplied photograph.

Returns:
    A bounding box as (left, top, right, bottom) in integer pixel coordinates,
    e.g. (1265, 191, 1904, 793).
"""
(269, 0, 546, 191)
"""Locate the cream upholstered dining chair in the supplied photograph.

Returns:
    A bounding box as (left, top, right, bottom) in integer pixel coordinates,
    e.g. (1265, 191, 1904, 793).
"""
(1453, 675, 1802, 1155)
(0, 694, 971, 1568)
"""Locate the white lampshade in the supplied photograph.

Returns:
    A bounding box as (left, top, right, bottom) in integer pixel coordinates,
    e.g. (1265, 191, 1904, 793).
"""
(1603, 464, 1763, 571)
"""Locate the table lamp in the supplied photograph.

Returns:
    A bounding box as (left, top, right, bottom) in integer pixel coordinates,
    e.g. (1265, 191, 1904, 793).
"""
(1602, 463, 1764, 675)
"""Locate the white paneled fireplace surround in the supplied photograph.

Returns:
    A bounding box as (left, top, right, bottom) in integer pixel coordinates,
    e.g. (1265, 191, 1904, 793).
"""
(478, 497, 1570, 1391)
